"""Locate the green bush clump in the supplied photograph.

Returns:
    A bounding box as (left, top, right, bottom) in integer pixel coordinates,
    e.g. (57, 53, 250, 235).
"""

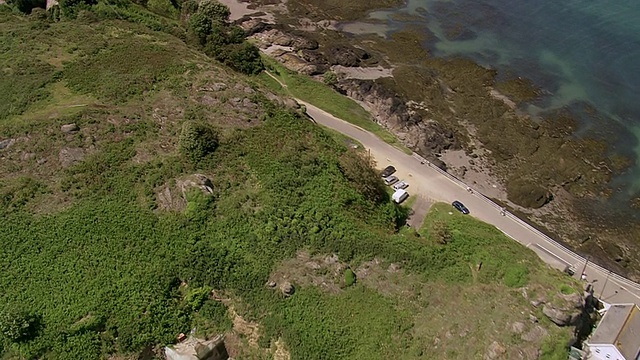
(184, 286, 212, 312)
(344, 268, 356, 287)
(178, 121, 219, 164)
(184, 0, 263, 74)
(0, 310, 40, 343)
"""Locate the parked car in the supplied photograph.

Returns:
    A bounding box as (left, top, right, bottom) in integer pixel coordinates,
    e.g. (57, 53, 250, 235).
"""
(393, 181, 408, 190)
(392, 189, 409, 204)
(452, 200, 470, 214)
(383, 175, 399, 185)
(381, 165, 396, 178)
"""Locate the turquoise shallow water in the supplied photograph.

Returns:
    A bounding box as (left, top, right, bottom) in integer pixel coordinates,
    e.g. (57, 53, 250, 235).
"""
(340, 0, 640, 203)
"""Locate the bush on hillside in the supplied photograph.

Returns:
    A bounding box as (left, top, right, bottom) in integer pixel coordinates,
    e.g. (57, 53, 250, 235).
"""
(178, 121, 219, 164)
(338, 150, 387, 204)
(344, 268, 356, 287)
(197, 0, 228, 22)
(6, 0, 45, 14)
(0, 310, 40, 343)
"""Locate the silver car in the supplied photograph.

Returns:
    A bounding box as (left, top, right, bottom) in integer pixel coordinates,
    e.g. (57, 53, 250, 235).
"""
(383, 175, 399, 185)
(393, 181, 408, 190)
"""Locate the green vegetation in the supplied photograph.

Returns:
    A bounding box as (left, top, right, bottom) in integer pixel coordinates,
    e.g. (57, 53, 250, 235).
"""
(178, 121, 219, 164)
(185, 0, 263, 74)
(560, 284, 575, 295)
(260, 57, 411, 153)
(0, 3, 576, 359)
(344, 268, 356, 286)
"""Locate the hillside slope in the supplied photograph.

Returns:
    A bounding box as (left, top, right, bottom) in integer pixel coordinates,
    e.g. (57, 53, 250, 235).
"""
(0, 3, 581, 359)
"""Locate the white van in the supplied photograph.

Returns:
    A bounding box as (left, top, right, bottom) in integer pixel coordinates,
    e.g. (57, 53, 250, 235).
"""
(392, 189, 409, 204)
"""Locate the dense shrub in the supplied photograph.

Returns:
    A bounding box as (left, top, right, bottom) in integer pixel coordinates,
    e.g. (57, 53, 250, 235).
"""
(178, 121, 219, 164)
(6, 0, 46, 14)
(344, 268, 356, 287)
(197, 0, 228, 22)
(185, 0, 263, 74)
(0, 310, 40, 343)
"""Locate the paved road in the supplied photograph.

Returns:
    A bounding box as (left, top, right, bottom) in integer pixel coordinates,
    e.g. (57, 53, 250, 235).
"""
(300, 100, 640, 305)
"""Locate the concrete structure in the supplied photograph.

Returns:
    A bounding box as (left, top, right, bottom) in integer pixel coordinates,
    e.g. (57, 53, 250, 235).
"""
(586, 304, 640, 360)
(165, 334, 228, 360)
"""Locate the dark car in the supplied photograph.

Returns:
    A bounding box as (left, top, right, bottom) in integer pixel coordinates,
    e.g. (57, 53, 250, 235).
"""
(452, 200, 470, 214)
(381, 165, 396, 178)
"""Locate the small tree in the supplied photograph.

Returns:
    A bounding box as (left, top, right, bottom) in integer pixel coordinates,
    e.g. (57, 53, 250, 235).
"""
(323, 71, 337, 86)
(344, 268, 356, 287)
(178, 121, 219, 164)
(198, 0, 229, 22)
(338, 150, 386, 204)
(188, 11, 213, 44)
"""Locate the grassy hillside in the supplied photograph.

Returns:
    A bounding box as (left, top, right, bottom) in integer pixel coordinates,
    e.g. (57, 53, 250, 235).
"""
(0, 3, 577, 359)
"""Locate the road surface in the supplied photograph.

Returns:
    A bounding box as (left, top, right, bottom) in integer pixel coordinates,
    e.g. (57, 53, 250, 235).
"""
(300, 100, 640, 305)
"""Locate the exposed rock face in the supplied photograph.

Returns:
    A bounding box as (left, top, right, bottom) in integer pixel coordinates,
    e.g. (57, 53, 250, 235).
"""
(510, 322, 526, 334)
(336, 79, 459, 159)
(157, 174, 214, 212)
(520, 325, 547, 342)
(542, 304, 580, 327)
(251, 27, 318, 51)
(280, 281, 295, 297)
(59, 147, 85, 168)
(484, 341, 506, 360)
(0, 138, 15, 150)
(325, 45, 369, 67)
(61, 123, 80, 133)
(506, 178, 553, 209)
(178, 174, 214, 197)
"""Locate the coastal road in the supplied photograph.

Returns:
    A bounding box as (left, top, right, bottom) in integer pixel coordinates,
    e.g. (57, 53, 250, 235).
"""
(300, 100, 640, 305)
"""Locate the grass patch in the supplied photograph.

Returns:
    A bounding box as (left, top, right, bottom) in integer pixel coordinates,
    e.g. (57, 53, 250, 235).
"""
(261, 286, 410, 360)
(559, 284, 575, 295)
(262, 57, 411, 154)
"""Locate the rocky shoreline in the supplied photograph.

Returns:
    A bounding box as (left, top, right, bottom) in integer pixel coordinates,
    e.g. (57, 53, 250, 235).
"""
(222, 0, 640, 280)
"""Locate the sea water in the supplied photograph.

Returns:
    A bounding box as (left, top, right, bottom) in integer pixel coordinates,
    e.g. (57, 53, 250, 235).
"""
(340, 0, 640, 203)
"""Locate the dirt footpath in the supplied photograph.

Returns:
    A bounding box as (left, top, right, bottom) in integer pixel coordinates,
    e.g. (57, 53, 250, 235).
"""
(406, 194, 433, 230)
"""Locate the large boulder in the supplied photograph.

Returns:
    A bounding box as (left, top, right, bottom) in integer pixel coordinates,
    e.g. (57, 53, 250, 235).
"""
(61, 123, 80, 133)
(325, 45, 369, 67)
(506, 178, 553, 209)
(484, 341, 506, 360)
(542, 304, 579, 327)
(0, 138, 15, 150)
(280, 282, 295, 297)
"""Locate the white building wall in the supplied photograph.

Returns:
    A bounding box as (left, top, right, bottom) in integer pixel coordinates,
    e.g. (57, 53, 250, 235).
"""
(587, 344, 625, 360)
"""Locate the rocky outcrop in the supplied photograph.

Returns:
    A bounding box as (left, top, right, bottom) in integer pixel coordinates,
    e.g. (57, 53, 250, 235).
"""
(484, 341, 506, 360)
(178, 174, 214, 197)
(59, 147, 85, 168)
(542, 304, 580, 327)
(157, 174, 214, 212)
(251, 27, 318, 51)
(0, 138, 15, 150)
(280, 281, 295, 297)
(325, 45, 369, 67)
(61, 123, 79, 134)
(336, 79, 459, 159)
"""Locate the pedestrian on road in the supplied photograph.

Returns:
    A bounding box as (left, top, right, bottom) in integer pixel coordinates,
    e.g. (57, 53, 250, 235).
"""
(581, 273, 588, 281)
